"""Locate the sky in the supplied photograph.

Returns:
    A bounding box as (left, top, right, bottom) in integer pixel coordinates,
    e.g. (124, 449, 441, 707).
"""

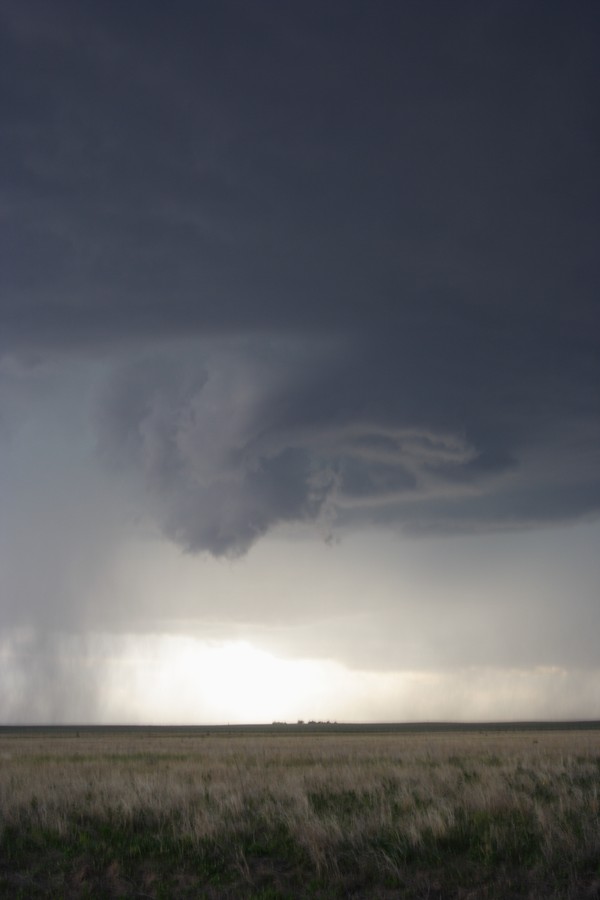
(1, 0, 600, 724)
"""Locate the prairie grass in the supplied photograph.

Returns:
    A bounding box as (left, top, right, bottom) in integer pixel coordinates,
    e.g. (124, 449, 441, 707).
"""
(1, 728, 600, 897)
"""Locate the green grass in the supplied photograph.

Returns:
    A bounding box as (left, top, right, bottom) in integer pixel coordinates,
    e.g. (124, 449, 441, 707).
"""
(2, 728, 600, 897)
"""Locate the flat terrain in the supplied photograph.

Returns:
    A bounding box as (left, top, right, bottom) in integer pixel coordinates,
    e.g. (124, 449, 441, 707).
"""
(1, 725, 600, 898)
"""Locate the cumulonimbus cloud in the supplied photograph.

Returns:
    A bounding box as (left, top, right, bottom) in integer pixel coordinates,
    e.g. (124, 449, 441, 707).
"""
(93, 335, 600, 557)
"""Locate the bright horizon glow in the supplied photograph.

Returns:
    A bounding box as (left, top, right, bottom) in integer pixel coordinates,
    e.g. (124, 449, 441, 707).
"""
(99, 637, 600, 724)
(105, 638, 332, 724)
(3, 517, 600, 725)
(4, 629, 600, 725)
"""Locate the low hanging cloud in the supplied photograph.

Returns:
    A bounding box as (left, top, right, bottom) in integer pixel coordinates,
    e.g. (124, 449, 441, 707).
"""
(94, 346, 480, 555)
(93, 332, 600, 557)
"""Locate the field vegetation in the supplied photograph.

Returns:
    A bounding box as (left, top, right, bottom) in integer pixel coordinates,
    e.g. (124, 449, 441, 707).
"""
(1, 726, 600, 897)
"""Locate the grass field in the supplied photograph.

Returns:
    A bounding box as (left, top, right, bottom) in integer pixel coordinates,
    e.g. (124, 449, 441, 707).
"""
(1, 725, 600, 898)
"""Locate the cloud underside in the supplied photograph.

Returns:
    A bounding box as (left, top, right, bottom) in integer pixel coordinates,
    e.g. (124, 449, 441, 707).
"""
(93, 337, 600, 557)
(1, 0, 599, 559)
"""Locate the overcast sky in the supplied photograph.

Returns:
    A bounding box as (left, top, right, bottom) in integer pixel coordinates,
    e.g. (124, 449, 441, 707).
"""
(1, 0, 600, 724)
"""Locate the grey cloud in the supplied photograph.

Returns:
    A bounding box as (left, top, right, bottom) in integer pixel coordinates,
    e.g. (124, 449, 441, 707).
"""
(95, 348, 339, 555)
(1, 2, 599, 350)
(162, 447, 326, 557)
(93, 334, 600, 556)
(2, 1, 600, 552)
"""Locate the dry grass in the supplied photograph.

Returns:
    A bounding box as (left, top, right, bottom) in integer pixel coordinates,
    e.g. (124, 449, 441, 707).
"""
(1, 727, 600, 897)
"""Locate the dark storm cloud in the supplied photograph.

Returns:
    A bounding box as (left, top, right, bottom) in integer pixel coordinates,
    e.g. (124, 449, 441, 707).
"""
(95, 347, 339, 555)
(3, 0, 598, 338)
(2, 1, 600, 552)
(93, 327, 599, 555)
